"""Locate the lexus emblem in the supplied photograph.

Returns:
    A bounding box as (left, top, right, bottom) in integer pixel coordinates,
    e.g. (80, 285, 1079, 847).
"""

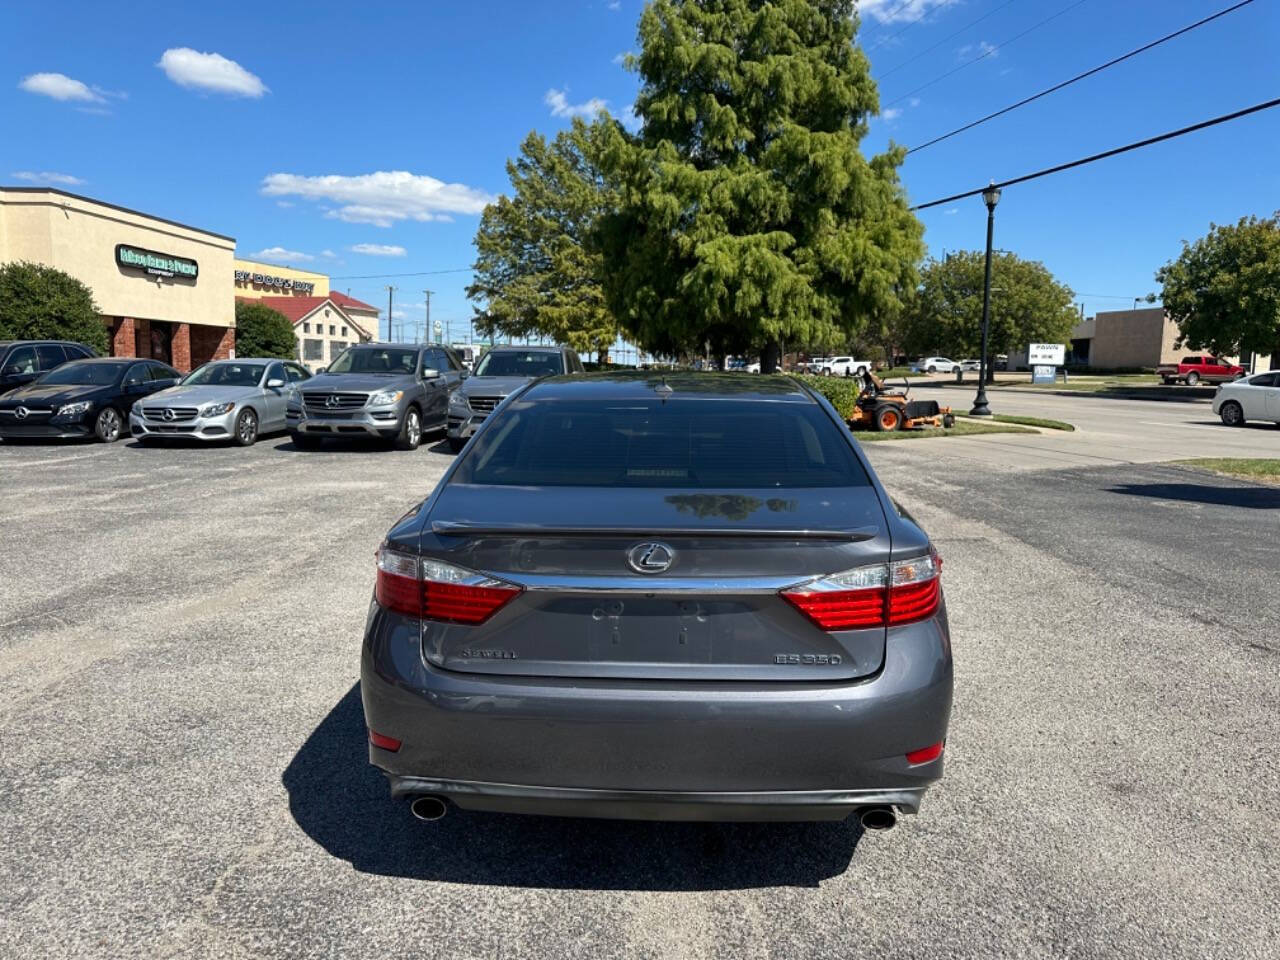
(627, 542, 675, 574)
(14, 406, 29, 420)
(162, 408, 176, 421)
(325, 394, 339, 409)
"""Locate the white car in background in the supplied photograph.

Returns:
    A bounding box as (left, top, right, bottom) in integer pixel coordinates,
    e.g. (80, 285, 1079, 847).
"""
(819, 356, 873, 378)
(1212, 370, 1280, 426)
(911, 356, 962, 375)
(959, 359, 982, 372)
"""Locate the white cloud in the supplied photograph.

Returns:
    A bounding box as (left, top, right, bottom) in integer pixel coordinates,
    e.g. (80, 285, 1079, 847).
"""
(608, 0, 621, 9)
(248, 246, 314, 263)
(18, 72, 103, 103)
(320, 249, 338, 259)
(545, 88, 608, 119)
(157, 48, 267, 97)
(909, 97, 921, 108)
(858, 0, 958, 25)
(350, 243, 407, 257)
(882, 107, 902, 121)
(261, 170, 493, 227)
(11, 170, 85, 186)
(275, 200, 294, 209)
(958, 40, 999, 60)
(613, 51, 633, 66)
(943, 207, 959, 215)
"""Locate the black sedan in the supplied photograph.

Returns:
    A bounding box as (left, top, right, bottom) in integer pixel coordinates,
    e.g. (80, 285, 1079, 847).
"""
(0, 358, 179, 442)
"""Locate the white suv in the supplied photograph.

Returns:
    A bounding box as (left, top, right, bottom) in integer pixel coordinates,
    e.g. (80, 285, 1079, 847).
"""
(912, 356, 961, 375)
(819, 356, 873, 378)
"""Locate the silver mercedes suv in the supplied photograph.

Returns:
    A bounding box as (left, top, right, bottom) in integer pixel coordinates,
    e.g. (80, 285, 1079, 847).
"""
(362, 373, 953, 828)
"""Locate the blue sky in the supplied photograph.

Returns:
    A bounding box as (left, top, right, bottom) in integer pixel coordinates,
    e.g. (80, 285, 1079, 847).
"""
(5, 0, 1277, 344)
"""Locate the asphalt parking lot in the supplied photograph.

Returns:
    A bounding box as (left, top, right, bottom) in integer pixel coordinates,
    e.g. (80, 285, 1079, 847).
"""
(1, 410, 1277, 959)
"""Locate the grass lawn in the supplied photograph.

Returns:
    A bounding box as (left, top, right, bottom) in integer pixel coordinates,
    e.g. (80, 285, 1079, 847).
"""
(958, 413, 1075, 431)
(995, 374, 1157, 393)
(856, 419, 1036, 442)
(1174, 458, 1280, 484)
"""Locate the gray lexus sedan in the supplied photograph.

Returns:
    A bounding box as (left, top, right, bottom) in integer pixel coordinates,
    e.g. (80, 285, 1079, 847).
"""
(362, 373, 952, 828)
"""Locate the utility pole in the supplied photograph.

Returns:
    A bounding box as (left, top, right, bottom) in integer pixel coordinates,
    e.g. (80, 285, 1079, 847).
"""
(423, 290, 434, 343)
(384, 286, 398, 341)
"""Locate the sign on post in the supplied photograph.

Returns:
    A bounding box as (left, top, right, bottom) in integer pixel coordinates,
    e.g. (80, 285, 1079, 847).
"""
(1028, 343, 1066, 366)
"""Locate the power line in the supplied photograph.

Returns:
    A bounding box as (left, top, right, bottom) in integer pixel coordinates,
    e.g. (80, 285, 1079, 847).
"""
(874, 0, 1021, 82)
(911, 96, 1280, 211)
(883, 0, 1092, 109)
(330, 267, 472, 280)
(908, 0, 1257, 154)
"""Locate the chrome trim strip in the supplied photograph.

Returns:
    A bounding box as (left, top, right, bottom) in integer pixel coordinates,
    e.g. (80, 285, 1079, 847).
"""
(496, 573, 808, 594)
(431, 522, 877, 541)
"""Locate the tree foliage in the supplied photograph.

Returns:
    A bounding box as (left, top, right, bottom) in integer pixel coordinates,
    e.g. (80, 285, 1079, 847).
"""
(467, 119, 619, 358)
(597, 0, 924, 370)
(0, 260, 107, 353)
(902, 252, 1078, 358)
(1156, 213, 1280, 363)
(234, 301, 297, 359)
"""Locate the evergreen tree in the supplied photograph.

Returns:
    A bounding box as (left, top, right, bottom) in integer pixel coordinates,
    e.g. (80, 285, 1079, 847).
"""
(468, 119, 619, 359)
(598, 0, 924, 371)
(234, 301, 297, 359)
(0, 260, 107, 353)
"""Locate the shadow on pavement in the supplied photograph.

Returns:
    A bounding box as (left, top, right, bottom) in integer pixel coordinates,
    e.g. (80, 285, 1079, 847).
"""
(283, 683, 864, 890)
(1108, 482, 1280, 510)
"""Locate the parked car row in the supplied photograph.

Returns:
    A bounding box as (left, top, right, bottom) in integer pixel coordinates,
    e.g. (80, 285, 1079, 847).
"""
(0, 342, 585, 451)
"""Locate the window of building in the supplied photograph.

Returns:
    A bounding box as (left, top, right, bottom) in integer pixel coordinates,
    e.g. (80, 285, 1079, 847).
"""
(341, 326, 347, 337)
(303, 339, 324, 361)
(330, 341, 349, 360)
(329, 325, 336, 336)
(303, 322, 310, 333)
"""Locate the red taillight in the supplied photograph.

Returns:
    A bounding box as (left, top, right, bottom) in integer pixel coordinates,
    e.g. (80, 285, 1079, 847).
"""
(424, 581, 521, 625)
(375, 548, 521, 625)
(782, 587, 885, 630)
(906, 741, 944, 765)
(368, 729, 402, 752)
(782, 549, 941, 631)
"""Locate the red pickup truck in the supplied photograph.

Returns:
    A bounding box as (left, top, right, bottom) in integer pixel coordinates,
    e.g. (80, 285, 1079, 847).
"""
(1156, 355, 1246, 386)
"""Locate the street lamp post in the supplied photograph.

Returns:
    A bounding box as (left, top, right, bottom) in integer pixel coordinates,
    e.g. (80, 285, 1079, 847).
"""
(970, 181, 1001, 417)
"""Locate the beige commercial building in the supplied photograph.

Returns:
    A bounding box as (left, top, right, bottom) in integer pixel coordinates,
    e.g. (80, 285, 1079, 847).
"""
(1068, 307, 1272, 372)
(0, 187, 236, 371)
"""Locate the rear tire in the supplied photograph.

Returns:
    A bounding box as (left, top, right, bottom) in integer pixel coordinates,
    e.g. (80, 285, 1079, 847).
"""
(942, 413, 956, 428)
(926, 365, 937, 374)
(393, 407, 422, 451)
(233, 408, 258, 447)
(1186, 371, 1200, 386)
(94, 407, 123, 443)
(1219, 401, 1245, 427)
(875, 405, 903, 432)
(1161, 376, 1173, 385)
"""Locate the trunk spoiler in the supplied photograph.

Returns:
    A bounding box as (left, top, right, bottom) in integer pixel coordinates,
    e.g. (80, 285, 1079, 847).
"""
(431, 521, 877, 541)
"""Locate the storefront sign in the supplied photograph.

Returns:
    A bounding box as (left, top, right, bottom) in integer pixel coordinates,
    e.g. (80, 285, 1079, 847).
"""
(234, 270, 315, 295)
(116, 244, 198, 280)
(1028, 343, 1066, 366)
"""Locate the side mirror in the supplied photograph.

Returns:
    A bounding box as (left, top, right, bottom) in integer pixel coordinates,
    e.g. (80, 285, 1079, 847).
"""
(266, 377, 286, 389)
(459, 370, 470, 380)
(420, 367, 441, 380)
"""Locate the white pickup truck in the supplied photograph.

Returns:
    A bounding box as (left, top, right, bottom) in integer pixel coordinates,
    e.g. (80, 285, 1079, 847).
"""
(817, 356, 874, 378)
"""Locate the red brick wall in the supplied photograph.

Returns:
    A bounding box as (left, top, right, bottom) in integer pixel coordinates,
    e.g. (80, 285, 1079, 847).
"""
(171, 323, 192, 372)
(190, 324, 235, 368)
(108, 317, 136, 358)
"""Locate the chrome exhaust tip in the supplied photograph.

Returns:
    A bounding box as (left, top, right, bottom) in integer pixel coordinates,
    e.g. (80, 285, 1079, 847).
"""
(409, 795, 448, 822)
(858, 806, 897, 831)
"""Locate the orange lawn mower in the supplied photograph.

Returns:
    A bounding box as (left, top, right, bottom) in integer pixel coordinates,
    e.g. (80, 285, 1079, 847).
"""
(847, 371, 956, 433)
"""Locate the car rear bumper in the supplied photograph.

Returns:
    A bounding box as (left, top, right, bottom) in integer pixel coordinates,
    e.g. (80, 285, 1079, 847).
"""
(361, 603, 953, 821)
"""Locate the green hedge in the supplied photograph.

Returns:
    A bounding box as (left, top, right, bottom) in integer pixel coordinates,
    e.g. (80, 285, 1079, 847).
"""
(791, 373, 860, 419)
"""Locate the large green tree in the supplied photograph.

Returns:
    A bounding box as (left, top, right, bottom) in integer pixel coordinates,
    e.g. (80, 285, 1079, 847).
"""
(234, 301, 297, 359)
(467, 119, 619, 359)
(598, 0, 923, 371)
(902, 251, 1078, 360)
(0, 260, 107, 353)
(1156, 213, 1280, 366)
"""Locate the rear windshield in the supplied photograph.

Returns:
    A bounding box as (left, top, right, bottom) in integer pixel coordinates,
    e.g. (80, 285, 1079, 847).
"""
(474, 350, 564, 377)
(456, 397, 868, 488)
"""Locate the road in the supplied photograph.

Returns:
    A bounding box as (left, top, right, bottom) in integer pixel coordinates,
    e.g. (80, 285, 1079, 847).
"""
(0, 395, 1277, 960)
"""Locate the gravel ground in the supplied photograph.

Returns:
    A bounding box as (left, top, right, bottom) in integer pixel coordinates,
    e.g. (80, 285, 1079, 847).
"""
(0, 431, 1276, 959)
